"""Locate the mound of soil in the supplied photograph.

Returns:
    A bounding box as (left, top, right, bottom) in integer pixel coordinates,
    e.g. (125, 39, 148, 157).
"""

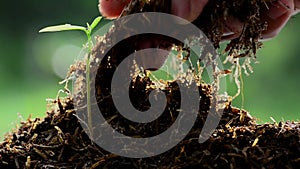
(0, 87, 299, 168)
(1, 0, 299, 168)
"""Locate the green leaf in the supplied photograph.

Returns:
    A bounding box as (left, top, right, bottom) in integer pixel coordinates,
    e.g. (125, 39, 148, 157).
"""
(39, 24, 86, 33)
(149, 69, 175, 82)
(90, 16, 102, 31)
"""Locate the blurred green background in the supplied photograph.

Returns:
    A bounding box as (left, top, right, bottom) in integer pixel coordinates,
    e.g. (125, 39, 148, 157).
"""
(0, 1, 299, 139)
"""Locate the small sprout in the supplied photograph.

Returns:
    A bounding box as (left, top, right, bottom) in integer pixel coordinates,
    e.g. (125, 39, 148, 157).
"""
(39, 16, 103, 139)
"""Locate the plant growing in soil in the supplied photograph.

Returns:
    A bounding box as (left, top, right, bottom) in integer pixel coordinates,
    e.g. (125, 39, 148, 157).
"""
(1, 1, 300, 168)
(39, 16, 103, 138)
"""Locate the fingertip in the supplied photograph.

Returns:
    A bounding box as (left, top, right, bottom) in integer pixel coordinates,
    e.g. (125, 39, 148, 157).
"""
(261, 0, 293, 39)
(261, 13, 290, 39)
(171, 0, 209, 22)
(294, 0, 300, 15)
(99, 0, 131, 19)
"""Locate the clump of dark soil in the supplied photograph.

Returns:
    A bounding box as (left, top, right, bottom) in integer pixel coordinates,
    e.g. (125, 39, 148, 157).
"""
(1, 0, 300, 168)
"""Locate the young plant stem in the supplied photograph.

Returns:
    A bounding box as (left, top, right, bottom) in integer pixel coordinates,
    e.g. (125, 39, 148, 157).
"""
(86, 32, 93, 139)
(39, 16, 103, 141)
(84, 17, 102, 140)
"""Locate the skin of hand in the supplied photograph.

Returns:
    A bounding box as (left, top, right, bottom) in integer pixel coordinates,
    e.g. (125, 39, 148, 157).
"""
(99, 0, 300, 40)
(98, 0, 300, 68)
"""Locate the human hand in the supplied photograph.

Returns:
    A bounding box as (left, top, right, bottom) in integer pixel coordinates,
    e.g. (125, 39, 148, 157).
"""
(98, 0, 299, 69)
(99, 0, 299, 40)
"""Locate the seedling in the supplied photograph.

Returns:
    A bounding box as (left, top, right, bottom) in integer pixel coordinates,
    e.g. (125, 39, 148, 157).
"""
(39, 16, 103, 138)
